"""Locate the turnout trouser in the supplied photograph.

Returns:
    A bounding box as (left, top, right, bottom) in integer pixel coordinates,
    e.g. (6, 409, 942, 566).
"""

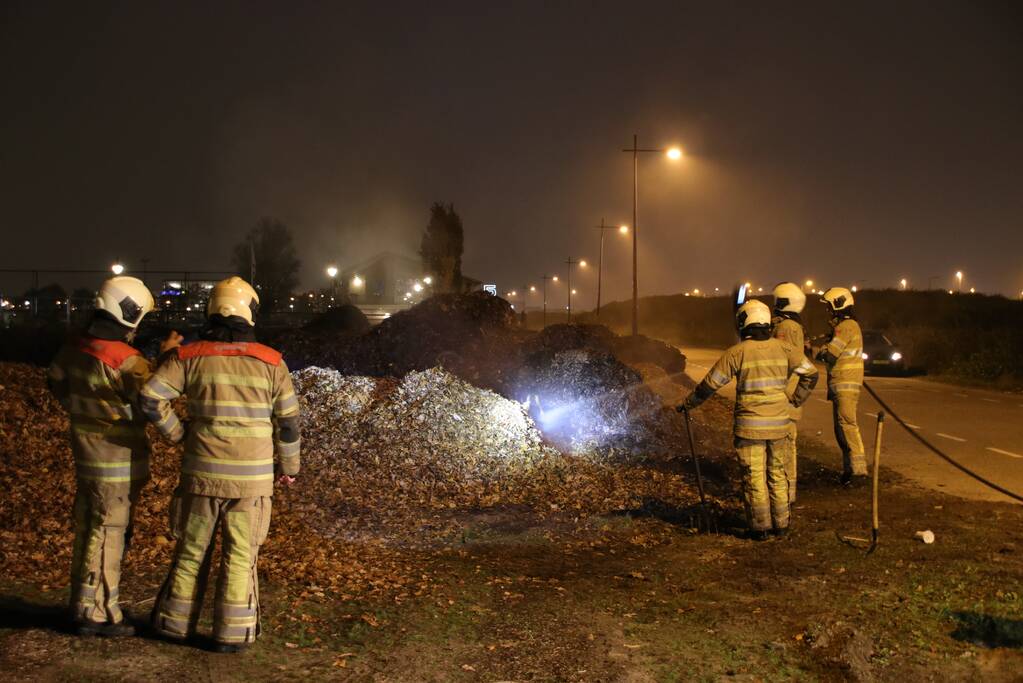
(830, 387, 867, 476)
(734, 437, 790, 532)
(776, 421, 798, 504)
(69, 484, 138, 624)
(152, 493, 271, 645)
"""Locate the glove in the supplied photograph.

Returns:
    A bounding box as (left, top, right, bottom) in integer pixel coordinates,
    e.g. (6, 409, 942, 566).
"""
(676, 394, 696, 413)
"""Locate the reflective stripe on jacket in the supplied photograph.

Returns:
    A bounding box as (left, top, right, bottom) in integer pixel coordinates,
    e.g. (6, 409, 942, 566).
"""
(689, 338, 818, 440)
(772, 316, 807, 421)
(140, 341, 301, 498)
(47, 338, 153, 488)
(823, 318, 864, 388)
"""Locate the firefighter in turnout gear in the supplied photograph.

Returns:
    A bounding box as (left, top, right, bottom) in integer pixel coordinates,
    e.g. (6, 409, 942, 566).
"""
(678, 300, 818, 540)
(140, 277, 300, 653)
(771, 282, 808, 503)
(47, 276, 181, 636)
(815, 287, 867, 483)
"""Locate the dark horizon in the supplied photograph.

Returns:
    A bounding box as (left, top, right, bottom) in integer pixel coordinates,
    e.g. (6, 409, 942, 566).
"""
(2, 1, 1021, 301)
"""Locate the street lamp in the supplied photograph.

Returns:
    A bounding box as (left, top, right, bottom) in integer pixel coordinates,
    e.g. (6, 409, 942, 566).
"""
(955, 270, 963, 293)
(326, 266, 339, 304)
(111, 262, 125, 275)
(623, 135, 683, 335)
(900, 278, 907, 290)
(594, 218, 629, 318)
(541, 275, 558, 328)
(565, 257, 586, 323)
(804, 279, 814, 291)
(423, 276, 433, 285)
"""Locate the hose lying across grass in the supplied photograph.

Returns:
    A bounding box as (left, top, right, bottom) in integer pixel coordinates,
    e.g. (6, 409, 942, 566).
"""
(862, 381, 1023, 504)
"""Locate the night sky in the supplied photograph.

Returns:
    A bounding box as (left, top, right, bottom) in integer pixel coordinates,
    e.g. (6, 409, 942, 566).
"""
(2, 1, 1021, 302)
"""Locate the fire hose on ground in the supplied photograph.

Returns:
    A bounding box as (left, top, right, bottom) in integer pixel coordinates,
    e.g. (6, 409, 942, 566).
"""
(862, 380, 1023, 505)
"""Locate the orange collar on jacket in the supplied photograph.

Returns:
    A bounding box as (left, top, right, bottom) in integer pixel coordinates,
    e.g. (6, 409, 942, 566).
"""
(77, 337, 141, 369)
(177, 340, 282, 366)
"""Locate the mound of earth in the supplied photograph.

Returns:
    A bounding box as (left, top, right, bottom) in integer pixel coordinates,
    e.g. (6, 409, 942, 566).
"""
(302, 304, 371, 335)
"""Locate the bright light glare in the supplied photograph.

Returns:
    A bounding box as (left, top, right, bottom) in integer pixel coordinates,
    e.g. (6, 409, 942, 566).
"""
(552, 276, 559, 282)
(413, 283, 423, 292)
(666, 147, 682, 160)
(571, 289, 577, 295)
(851, 285, 858, 292)
(579, 260, 587, 267)
(862, 352, 869, 360)
(423, 276, 433, 285)
(352, 275, 364, 287)
(619, 225, 628, 233)
(805, 280, 814, 288)
(326, 266, 338, 278)
(891, 352, 903, 362)
(111, 263, 125, 275)
(529, 286, 536, 292)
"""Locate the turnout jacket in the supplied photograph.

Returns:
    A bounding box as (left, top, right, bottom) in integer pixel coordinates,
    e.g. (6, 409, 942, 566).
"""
(772, 314, 807, 422)
(47, 337, 154, 493)
(139, 341, 301, 498)
(688, 337, 818, 440)
(817, 318, 864, 395)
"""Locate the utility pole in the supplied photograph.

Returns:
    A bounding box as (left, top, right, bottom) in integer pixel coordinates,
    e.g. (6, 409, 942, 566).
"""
(541, 275, 556, 329)
(565, 257, 580, 323)
(622, 135, 682, 336)
(594, 218, 627, 317)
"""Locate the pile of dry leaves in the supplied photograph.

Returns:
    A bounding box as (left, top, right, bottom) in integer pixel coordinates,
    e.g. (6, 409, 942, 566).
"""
(0, 361, 716, 600)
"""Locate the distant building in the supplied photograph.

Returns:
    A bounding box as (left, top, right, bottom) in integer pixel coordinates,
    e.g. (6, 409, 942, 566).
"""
(338, 251, 481, 305)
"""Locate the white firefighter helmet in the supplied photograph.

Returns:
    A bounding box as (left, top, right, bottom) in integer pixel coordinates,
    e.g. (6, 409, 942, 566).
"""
(94, 276, 155, 329)
(207, 276, 260, 325)
(772, 282, 806, 314)
(735, 299, 771, 331)
(821, 287, 855, 312)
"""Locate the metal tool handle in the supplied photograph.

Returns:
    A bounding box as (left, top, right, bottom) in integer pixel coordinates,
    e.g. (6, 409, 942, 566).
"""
(682, 406, 708, 508)
(870, 411, 885, 549)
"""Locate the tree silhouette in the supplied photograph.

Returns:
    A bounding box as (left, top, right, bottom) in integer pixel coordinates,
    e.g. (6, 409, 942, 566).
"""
(420, 202, 464, 293)
(231, 218, 300, 313)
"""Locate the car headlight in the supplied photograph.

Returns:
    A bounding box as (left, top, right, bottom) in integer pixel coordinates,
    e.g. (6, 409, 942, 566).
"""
(890, 352, 902, 362)
(861, 352, 869, 360)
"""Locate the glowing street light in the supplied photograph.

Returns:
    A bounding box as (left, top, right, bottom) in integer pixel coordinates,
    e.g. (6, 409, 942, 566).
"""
(900, 278, 908, 290)
(955, 270, 963, 293)
(413, 282, 424, 293)
(326, 265, 338, 278)
(352, 275, 364, 288)
(423, 276, 433, 285)
(565, 257, 586, 323)
(541, 274, 559, 328)
(623, 135, 684, 335)
(594, 217, 629, 318)
(804, 279, 814, 291)
(111, 262, 125, 275)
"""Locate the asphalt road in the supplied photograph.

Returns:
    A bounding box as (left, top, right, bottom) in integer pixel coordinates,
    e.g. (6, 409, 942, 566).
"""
(681, 347, 1023, 504)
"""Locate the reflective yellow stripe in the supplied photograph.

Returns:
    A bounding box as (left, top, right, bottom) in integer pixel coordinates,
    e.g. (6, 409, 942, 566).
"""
(192, 424, 273, 438)
(182, 470, 273, 481)
(72, 422, 146, 437)
(742, 359, 788, 369)
(189, 455, 274, 466)
(197, 373, 270, 390)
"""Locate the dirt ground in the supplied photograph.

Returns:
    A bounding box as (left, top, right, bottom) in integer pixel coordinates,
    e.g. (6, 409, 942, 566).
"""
(3, 378, 1023, 681)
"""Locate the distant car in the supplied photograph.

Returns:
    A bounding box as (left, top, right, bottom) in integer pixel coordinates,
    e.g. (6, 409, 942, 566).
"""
(861, 330, 906, 375)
